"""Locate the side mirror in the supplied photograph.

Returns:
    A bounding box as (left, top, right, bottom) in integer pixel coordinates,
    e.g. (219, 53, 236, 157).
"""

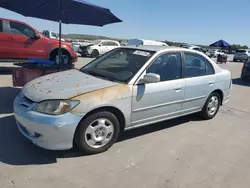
(33, 33, 41, 39)
(140, 73, 160, 83)
(99, 44, 102, 47)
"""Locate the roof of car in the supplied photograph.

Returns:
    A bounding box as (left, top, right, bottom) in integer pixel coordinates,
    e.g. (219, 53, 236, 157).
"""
(124, 45, 182, 52)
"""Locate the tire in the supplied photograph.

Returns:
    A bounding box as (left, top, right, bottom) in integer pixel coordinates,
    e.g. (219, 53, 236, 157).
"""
(200, 92, 221, 120)
(75, 111, 120, 154)
(91, 50, 99, 58)
(233, 58, 236, 62)
(241, 75, 247, 81)
(49, 50, 72, 64)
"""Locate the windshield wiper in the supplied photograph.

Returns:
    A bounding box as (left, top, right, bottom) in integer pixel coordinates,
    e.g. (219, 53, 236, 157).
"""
(85, 69, 117, 82)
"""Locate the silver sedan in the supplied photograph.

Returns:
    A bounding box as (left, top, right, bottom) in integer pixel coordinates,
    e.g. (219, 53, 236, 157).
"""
(14, 45, 232, 154)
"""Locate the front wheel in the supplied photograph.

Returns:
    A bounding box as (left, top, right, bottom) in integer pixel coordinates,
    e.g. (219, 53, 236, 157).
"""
(75, 111, 120, 154)
(91, 50, 99, 58)
(200, 92, 221, 120)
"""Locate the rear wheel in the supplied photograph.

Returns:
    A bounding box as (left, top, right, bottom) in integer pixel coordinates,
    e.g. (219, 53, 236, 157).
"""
(241, 75, 248, 81)
(91, 50, 99, 58)
(200, 92, 221, 120)
(75, 111, 120, 154)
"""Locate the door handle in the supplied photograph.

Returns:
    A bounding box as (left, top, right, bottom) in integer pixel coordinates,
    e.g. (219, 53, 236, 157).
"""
(208, 81, 214, 86)
(8, 37, 14, 41)
(174, 85, 183, 90)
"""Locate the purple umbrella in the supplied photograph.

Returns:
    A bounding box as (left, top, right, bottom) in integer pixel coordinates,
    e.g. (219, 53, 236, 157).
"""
(0, 0, 122, 63)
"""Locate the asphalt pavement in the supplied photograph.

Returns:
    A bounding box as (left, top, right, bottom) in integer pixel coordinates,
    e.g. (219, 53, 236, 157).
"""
(1, 55, 250, 188)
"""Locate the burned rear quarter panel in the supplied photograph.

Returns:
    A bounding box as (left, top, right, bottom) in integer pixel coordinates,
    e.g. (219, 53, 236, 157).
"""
(71, 84, 133, 128)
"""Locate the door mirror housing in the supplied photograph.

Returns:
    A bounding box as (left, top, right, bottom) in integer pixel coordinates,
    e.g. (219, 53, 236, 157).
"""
(140, 73, 160, 83)
(32, 33, 41, 39)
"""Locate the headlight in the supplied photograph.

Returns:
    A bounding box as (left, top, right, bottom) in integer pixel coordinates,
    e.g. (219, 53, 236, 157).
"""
(33, 100, 80, 115)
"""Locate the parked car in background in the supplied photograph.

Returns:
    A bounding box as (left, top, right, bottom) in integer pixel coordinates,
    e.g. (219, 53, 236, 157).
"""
(0, 18, 77, 64)
(80, 40, 120, 58)
(241, 61, 250, 81)
(42, 30, 65, 41)
(127, 39, 168, 46)
(209, 49, 225, 57)
(233, 49, 250, 62)
(14, 45, 232, 154)
(181, 45, 207, 55)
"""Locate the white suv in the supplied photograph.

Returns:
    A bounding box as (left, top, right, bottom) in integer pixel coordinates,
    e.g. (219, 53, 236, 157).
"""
(209, 49, 225, 57)
(82, 40, 120, 58)
(233, 49, 250, 62)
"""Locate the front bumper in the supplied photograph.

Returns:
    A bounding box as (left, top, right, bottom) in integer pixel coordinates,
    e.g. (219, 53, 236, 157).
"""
(14, 92, 82, 150)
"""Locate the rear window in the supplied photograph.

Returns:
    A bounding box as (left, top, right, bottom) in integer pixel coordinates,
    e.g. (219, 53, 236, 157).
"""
(0, 21, 2, 32)
(236, 50, 247, 53)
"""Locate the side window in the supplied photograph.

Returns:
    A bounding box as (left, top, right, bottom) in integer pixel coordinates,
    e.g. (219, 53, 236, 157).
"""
(51, 32, 57, 38)
(0, 21, 2, 32)
(110, 42, 119, 46)
(184, 53, 214, 78)
(206, 60, 215, 75)
(9, 22, 35, 38)
(100, 41, 108, 46)
(146, 53, 182, 82)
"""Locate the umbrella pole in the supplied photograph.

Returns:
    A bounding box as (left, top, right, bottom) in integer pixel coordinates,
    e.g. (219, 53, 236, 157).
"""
(58, 0, 62, 65)
(58, 19, 62, 64)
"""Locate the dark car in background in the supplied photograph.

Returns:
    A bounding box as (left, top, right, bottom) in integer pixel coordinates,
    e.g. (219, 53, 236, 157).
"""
(241, 61, 250, 81)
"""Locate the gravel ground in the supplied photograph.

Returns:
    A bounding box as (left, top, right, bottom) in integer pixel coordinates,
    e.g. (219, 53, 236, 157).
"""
(1, 55, 250, 188)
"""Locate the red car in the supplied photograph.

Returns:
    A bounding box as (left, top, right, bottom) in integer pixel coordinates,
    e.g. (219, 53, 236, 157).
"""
(0, 18, 77, 64)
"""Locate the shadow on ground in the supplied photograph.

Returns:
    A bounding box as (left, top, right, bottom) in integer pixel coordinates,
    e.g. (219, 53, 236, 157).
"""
(232, 78, 250, 87)
(0, 87, 21, 114)
(0, 113, 202, 166)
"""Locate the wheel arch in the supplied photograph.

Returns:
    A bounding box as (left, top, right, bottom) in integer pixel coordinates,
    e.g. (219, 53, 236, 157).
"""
(73, 106, 126, 142)
(211, 89, 224, 105)
(48, 47, 72, 59)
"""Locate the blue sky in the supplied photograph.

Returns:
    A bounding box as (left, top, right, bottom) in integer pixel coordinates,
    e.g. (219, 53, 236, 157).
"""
(0, 0, 249, 46)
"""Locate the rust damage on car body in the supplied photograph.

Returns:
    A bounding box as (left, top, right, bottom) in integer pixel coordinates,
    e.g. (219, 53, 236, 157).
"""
(70, 84, 132, 114)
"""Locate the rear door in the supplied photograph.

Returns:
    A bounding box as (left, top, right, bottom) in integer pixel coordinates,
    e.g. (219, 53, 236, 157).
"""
(182, 52, 216, 114)
(108, 41, 119, 51)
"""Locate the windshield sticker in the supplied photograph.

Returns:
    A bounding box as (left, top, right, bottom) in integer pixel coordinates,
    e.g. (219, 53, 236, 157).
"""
(133, 50, 150, 56)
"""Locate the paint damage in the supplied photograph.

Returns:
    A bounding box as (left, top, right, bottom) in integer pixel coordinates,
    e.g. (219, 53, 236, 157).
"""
(22, 69, 119, 103)
(70, 84, 132, 113)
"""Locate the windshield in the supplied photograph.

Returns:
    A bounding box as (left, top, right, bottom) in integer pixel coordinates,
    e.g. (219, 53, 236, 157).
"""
(236, 49, 247, 53)
(51, 32, 57, 38)
(81, 48, 155, 83)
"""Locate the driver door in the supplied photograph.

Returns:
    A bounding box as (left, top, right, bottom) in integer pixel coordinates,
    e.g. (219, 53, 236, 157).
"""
(8, 21, 45, 59)
(99, 41, 109, 55)
(131, 52, 185, 127)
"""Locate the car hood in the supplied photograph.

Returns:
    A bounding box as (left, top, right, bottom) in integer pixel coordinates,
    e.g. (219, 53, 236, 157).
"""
(44, 36, 72, 47)
(22, 70, 118, 102)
